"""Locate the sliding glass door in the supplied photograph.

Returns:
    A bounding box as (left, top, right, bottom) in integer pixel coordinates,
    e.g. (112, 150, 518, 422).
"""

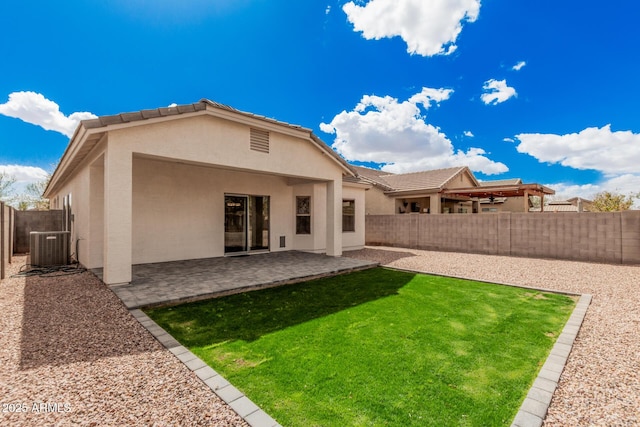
(224, 194, 269, 254)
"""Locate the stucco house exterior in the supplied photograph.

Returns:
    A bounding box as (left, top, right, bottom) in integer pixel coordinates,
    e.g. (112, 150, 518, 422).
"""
(355, 165, 554, 215)
(44, 100, 368, 285)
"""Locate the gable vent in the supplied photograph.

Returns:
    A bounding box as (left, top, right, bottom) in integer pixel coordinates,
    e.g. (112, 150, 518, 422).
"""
(250, 128, 270, 153)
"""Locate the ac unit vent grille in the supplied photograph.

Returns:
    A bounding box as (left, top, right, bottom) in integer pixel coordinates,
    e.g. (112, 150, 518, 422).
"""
(29, 231, 70, 266)
(250, 128, 270, 153)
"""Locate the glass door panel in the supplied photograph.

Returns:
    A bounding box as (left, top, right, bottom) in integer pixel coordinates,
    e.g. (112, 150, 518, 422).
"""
(249, 196, 269, 251)
(225, 195, 247, 253)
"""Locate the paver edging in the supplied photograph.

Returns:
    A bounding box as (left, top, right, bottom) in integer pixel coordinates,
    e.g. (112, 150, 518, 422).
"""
(510, 293, 592, 427)
(129, 309, 281, 427)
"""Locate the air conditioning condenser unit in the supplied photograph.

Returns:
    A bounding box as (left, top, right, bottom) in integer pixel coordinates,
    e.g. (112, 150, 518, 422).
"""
(29, 231, 71, 266)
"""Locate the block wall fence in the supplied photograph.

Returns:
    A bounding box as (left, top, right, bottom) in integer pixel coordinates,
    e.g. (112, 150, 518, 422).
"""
(1, 202, 15, 279)
(365, 211, 640, 264)
(13, 210, 65, 254)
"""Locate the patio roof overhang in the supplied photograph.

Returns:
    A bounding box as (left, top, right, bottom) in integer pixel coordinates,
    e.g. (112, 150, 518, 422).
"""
(442, 183, 555, 199)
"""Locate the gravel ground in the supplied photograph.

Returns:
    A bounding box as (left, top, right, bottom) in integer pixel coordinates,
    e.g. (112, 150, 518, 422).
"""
(344, 246, 640, 426)
(0, 255, 248, 427)
(2, 249, 638, 426)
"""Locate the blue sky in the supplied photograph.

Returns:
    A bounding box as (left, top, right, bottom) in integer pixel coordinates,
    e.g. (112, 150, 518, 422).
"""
(1, 0, 639, 202)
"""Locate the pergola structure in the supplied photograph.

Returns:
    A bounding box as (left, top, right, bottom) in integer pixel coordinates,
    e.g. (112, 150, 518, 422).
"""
(443, 183, 555, 212)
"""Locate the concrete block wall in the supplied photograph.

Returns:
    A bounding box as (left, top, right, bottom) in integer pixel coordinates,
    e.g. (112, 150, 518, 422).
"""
(14, 210, 65, 254)
(366, 214, 419, 248)
(1, 202, 14, 279)
(621, 211, 640, 263)
(416, 214, 499, 254)
(366, 211, 640, 264)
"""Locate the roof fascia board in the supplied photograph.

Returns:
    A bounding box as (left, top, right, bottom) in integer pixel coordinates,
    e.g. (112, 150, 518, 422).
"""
(45, 130, 107, 197)
(342, 180, 372, 189)
(384, 188, 441, 197)
(85, 110, 205, 134)
(44, 124, 90, 197)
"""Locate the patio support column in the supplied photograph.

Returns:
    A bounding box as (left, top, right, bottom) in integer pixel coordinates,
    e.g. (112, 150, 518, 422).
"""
(430, 195, 441, 214)
(103, 144, 133, 285)
(524, 190, 530, 213)
(326, 179, 342, 256)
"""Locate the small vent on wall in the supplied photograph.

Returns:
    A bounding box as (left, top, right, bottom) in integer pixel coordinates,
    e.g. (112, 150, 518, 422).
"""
(250, 128, 270, 153)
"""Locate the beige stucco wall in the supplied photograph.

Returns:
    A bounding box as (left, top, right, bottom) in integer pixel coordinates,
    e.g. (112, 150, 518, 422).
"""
(46, 139, 107, 269)
(112, 114, 342, 181)
(481, 197, 527, 213)
(364, 186, 396, 215)
(448, 171, 477, 189)
(131, 156, 303, 264)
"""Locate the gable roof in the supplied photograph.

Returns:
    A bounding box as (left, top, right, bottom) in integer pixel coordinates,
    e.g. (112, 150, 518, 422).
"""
(45, 99, 355, 197)
(353, 165, 478, 194)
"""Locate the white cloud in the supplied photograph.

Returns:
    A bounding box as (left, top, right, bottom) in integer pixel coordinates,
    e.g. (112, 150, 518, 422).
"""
(320, 88, 508, 175)
(515, 125, 640, 175)
(464, 130, 474, 137)
(342, 0, 481, 56)
(326, 5, 331, 14)
(0, 164, 48, 182)
(0, 91, 96, 138)
(512, 61, 526, 71)
(503, 137, 515, 143)
(480, 79, 517, 105)
(516, 125, 640, 208)
(0, 164, 49, 197)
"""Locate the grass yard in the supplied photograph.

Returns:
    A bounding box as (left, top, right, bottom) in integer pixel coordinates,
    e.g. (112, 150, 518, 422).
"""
(145, 268, 576, 427)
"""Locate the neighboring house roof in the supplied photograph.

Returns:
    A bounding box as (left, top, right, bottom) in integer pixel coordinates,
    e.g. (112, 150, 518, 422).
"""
(352, 165, 477, 194)
(354, 165, 555, 201)
(351, 166, 395, 190)
(45, 99, 356, 197)
(530, 204, 579, 212)
(529, 199, 593, 212)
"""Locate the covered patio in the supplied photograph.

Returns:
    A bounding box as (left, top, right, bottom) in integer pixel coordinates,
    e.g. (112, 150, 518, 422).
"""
(95, 251, 377, 309)
(444, 183, 555, 213)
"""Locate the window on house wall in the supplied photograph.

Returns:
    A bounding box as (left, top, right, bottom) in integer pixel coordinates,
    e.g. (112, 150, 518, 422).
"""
(296, 196, 311, 234)
(342, 199, 355, 232)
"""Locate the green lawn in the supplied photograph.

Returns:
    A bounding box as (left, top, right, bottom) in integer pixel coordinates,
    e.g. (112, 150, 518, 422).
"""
(145, 268, 575, 427)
